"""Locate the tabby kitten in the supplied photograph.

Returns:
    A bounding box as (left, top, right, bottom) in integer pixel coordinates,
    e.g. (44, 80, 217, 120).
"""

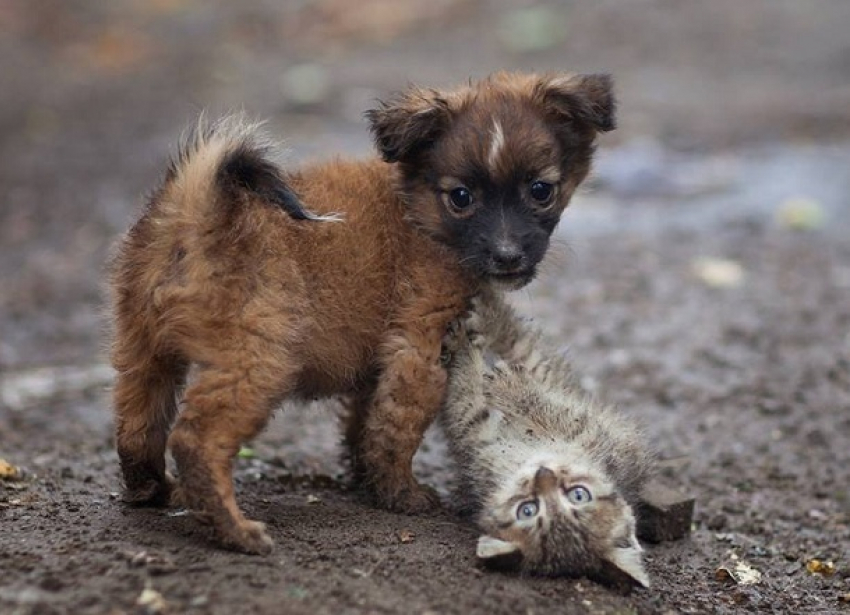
(440, 290, 655, 586)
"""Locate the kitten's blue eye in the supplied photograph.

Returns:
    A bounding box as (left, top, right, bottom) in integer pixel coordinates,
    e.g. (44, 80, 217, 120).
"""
(516, 500, 539, 520)
(566, 485, 592, 505)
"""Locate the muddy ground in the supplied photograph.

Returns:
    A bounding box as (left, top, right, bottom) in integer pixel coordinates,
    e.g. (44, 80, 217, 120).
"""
(2, 1, 850, 613)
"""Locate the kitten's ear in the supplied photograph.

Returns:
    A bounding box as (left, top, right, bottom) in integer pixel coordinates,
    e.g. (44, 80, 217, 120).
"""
(476, 535, 524, 572)
(365, 88, 452, 163)
(601, 533, 650, 588)
(534, 73, 616, 133)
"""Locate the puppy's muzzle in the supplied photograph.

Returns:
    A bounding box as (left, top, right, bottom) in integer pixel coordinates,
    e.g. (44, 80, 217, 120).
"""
(486, 239, 533, 280)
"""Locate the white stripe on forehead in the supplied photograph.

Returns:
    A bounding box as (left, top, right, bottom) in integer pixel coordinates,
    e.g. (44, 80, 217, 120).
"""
(487, 119, 505, 173)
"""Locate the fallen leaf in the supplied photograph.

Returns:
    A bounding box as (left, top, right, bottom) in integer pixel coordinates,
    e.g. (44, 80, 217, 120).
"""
(306, 494, 321, 504)
(398, 529, 415, 544)
(237, 446, 255, 459)
(0, 459, 21, 480)
(692, 257, 744, 288)
(715, 558, 762, 585)
(776, 197, 825, 231)
(806, 559, 836, 576)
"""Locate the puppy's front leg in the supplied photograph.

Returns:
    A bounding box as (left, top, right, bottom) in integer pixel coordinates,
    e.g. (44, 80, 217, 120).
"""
(358, 323, 450, 513)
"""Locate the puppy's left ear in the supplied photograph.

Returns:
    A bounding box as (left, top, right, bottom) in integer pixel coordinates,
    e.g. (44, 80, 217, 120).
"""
(535, 73, 616, 133)
(365, 88, 452, 163)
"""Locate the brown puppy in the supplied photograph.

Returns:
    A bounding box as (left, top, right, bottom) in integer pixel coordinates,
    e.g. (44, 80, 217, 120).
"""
(109, 71, 615, 554)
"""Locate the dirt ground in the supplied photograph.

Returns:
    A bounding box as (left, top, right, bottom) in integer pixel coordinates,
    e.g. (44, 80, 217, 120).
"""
(2, 1, 850, 613)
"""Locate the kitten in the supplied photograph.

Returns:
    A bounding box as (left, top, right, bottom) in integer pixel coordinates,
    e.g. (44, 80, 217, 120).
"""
(440, 290, 655, 586)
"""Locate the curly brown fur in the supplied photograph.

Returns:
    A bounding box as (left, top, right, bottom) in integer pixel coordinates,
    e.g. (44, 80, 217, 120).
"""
(109, 72, 615, 554)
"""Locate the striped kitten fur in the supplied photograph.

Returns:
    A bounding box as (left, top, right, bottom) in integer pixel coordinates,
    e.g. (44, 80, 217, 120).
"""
(440, 290, 655, 586)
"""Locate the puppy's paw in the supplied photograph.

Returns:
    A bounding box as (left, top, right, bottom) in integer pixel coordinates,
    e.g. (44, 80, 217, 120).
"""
(219, 519, 274, 555)
(122, 472, 175, 507)
(375, 480, 442, 515)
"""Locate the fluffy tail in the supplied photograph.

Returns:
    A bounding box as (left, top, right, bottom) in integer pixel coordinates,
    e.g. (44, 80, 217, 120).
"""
(164, 113, 338, 222)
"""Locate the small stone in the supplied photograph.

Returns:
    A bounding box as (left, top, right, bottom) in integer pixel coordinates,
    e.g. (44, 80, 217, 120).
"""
(692, 257, 744, 288)
(636, 481, 695, 543)
(306, 494, 321, 504)
(130, 551, 150, 567)
(136, 586, 168, 614)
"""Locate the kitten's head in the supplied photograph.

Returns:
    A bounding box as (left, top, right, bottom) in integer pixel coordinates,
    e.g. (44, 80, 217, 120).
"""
(476, 460, 649, 588)
(366, 71, 615, 289)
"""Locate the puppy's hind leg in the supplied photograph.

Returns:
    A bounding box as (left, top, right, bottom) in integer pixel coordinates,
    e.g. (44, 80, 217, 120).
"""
(168, 337, 296, 555)
(113, 345, 188, 507)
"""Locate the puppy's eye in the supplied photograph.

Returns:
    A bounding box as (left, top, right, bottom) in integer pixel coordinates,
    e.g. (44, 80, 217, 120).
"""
(448, 187, 473, 211)
(529, 181, 554, 204)
(565, 485, 592, 505)
(516, 499, 539, 520)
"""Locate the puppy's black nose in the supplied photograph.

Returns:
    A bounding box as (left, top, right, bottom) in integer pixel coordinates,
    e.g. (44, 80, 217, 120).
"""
(491, 242, 525, 271)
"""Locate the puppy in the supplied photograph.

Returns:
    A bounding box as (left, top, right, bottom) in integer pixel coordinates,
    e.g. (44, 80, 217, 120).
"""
(109, 71, 616, 554)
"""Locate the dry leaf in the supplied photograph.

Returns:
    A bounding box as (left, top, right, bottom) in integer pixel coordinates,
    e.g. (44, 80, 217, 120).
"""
(237, 446, 255, 459)
(0, 459, 21, 481)
(806, 559, 836, 576)
(398, 529, 415, 544)
(715, 558, 762, 585)
(776, 197, 825, 231)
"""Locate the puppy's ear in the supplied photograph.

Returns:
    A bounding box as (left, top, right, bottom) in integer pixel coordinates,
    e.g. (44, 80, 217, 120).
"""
(535, 73, 616, 133)
(365, 88, 451, 163)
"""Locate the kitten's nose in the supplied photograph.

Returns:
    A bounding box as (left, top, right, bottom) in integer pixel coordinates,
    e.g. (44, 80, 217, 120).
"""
(533, 467, 558, 494)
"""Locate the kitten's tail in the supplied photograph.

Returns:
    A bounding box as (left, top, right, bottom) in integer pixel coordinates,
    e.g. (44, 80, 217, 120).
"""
(164, 113, 340, 222)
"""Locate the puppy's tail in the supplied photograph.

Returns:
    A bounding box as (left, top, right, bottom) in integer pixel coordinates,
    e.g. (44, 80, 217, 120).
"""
(163, 113, 339, 222)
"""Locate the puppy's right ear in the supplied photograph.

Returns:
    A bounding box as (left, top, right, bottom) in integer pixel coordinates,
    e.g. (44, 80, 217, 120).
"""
(365, 88, 451, 163)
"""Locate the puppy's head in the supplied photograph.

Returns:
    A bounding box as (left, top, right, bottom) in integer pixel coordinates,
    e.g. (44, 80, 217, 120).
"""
(366, 72, 615, 288)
